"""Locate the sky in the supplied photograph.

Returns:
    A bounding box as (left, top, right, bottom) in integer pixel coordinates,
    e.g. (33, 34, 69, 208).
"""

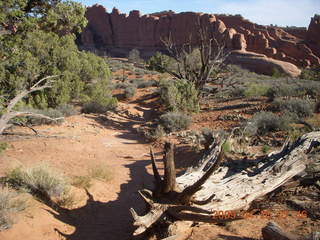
(74, 0, 319, 27)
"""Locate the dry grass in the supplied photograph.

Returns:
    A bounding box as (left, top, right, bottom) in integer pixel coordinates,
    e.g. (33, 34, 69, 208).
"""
(71, 175, 92, 189)
(0, 187, 27, 231)
(6, 163, 71, 205)
(88, 164, 113, 182)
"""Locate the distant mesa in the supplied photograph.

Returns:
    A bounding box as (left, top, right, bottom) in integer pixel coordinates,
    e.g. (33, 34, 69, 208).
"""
(78, 5, 320, 77)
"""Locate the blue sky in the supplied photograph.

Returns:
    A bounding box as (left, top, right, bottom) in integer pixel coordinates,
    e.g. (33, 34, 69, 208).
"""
(74, 0, 319, 27)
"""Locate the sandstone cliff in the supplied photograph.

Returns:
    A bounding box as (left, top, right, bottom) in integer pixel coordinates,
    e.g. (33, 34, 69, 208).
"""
(78, 5, 320, 76)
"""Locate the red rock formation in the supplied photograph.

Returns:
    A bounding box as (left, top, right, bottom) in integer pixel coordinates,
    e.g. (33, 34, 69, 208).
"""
(79, 5, 320, 76)
(306, 15, 320, 58)
(216, 15, 320, 67)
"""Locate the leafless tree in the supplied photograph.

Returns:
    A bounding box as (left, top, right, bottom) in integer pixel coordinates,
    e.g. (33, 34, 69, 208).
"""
(0, 75, 64, 135)
(160, 18, 230, 91)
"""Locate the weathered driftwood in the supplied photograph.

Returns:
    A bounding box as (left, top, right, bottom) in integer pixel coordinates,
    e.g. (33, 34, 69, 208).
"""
(130, 132, 320, 236)
(0, 76, 63, 135)
(262, 221, 299, 240)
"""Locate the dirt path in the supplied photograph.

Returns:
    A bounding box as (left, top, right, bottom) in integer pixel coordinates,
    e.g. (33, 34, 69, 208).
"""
(0, 94, 159, 240)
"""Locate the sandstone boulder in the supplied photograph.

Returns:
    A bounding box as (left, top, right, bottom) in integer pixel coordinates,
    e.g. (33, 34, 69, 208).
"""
(227, 50, 301, 77)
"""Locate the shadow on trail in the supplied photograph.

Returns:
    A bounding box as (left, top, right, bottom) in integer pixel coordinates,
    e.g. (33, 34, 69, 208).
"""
(47, 158, 155, 240)
(217, 234, 256, 240)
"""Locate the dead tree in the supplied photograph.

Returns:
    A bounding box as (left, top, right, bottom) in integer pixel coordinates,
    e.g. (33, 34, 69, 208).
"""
(160, 17, 231, 91)
(0, 75, 63, 135)
(130, 131, 320, 237)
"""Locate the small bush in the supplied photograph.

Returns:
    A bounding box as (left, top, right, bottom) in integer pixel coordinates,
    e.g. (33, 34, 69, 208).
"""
(300, 66, 320, 81)
(71, 176, 92, 189)
(245, 111, 289, 135)
(244, 83, 270, 97)
(271, 99, 314, 118)
(82, 79, 118, 113)
(160, 79, 199, 113)
(297, 81, 320, 98)
(128, 49, 143, 63)
(262, 145, 271, 154)
(147, 52, 171, 73)
(160, 112, 192, 132)
(124, 85, 136, 99)
(89, 165, 113, 182)
(265, 84, 297, 100)
(114, 82, 129, 89)
(6, 164, 70, 203)
(222, 141, 231, 153)
(0, 188, 27, 231)
(131, 79, 158, 88)
(227, 87, 246, 98)
(145, 125, 165, 141)
(82, 99, 117, 114)
(24, 108, 64, 126)
(56, 104, 79, 117)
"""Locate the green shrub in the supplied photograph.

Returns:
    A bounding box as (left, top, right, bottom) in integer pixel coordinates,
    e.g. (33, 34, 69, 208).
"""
(271, 99, 314, 118)
(114, 82, 129, 89)
(272, 68, 286, 78)
(0, 188, 27, 231)
(25, 108, 64, 125)
(6, 164, 70, 203)
(222, 141, 231, 153)
(297, 81, 320, 98)
(160, 79, 199, 113)
(265, 84, 297, 100)
(124, 85, 136, 99)
(82, 100, 117, 114)
(245, 111, 289, 135)
(160, 112, 192, 132)
(226, 87, 246, 98)
(300, 66, 320, 81)
(244, 83, 270, 97)
(265, 81, 320, 100)
(82, 79, 118, 113)
(131, 79, 158, 88)
(262, 145, 271, 154)
(147, 52, 171, 73)
(56, 104, 78, 117)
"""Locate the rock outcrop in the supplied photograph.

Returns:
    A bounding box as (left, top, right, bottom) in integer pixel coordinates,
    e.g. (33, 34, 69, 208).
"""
(78, 5, 320, 76)
(226, 50, 301, 77)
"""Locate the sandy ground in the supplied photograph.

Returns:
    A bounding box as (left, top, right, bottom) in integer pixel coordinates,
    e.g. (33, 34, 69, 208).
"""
(0, 94, 159, 240)
(0, 88, 318, 240)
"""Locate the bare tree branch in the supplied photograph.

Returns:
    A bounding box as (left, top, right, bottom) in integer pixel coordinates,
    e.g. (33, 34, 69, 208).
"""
(159, 16, 229, 91)
(0, 75, 62, 135)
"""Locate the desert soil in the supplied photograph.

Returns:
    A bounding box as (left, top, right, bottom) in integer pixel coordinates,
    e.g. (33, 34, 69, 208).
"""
(0, 87, 318, 240)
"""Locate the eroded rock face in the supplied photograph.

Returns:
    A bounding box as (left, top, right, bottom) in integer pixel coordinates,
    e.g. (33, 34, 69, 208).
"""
(307, 15, 320, 58)
(216, 15, 320, 67)
(79, 5, 320, 76)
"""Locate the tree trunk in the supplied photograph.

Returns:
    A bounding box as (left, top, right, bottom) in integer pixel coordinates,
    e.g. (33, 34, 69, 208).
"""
(130, 131, 320, 237)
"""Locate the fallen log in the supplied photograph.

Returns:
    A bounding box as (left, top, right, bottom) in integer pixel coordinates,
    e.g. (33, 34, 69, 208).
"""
(130, 132, 320, 237)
